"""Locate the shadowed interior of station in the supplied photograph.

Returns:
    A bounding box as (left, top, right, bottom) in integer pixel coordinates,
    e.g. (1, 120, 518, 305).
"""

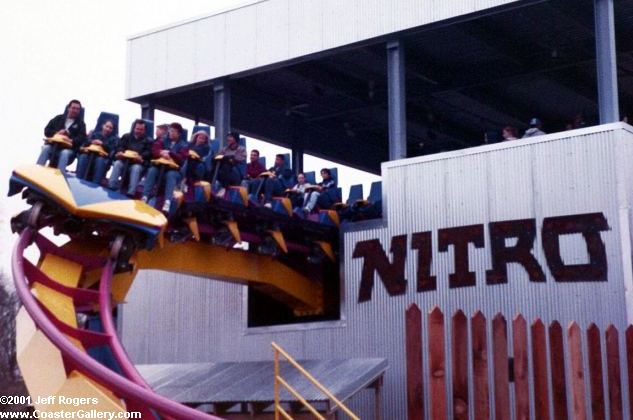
(128, 0, 633, 173)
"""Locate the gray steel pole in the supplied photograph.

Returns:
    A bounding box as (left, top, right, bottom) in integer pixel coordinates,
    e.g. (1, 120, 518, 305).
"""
(214, 79, 231, 148)
(140, 101, 154, 122)
(594, 0, 619, 123)
(291, 146, 304, 174)
(387, 40, 407, 161)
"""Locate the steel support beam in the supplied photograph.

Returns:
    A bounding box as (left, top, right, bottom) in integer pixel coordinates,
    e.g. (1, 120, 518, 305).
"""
(387, 41, 407, 161)
(140, 101, 154, 122)
(214, 79, 231, 147)
(291, 146, 304, 174)
(594, 0, 619, 123)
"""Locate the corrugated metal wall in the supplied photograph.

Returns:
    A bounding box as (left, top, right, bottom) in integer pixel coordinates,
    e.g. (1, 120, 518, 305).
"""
(122, 123, 633, 418)
(126, 0, 523, 98)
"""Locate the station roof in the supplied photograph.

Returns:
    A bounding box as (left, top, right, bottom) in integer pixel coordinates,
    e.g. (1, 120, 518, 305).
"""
(137, 358, 387, 409)
(126, 0, 633, 173)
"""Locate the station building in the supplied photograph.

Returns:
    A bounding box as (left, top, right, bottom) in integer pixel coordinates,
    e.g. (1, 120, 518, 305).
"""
(122, 0, 633, 417)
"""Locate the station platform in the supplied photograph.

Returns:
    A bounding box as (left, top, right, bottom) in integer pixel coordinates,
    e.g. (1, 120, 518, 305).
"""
(137, 358, 387, 417)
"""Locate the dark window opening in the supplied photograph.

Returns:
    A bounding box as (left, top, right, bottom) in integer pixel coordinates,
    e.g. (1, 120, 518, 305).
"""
(247, 259, 341, 328)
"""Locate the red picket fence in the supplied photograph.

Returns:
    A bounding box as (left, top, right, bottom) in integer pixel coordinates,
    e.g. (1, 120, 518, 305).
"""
(405, 304, 633, 419)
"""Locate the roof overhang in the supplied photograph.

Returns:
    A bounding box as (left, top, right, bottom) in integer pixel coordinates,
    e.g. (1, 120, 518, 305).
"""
(126, 0, 524, 99)
(125, 0, 633, 173)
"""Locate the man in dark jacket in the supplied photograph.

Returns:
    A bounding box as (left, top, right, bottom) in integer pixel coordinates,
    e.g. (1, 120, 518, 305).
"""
(37, 99, 87, 172)
(250, 154, 294, 207)
(107, 119, 152, 196)
(142, 122, 189, 212)
(213, 132, 247, 195)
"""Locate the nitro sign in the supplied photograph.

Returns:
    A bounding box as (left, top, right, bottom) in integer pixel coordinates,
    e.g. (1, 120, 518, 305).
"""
(352, 212, 610, 302)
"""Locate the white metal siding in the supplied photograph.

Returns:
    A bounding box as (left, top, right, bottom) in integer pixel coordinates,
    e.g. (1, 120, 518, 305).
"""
(122, 124, 633, 418)
(126, 0, 523, 98)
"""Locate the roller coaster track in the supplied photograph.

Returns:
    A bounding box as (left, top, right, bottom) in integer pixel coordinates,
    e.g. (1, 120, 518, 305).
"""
(13, 227, 223, 419)
(9, 165, 335, 417)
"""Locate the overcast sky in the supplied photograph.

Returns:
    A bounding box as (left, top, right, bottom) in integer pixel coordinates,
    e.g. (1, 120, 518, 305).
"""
(0, 0, 379, 276)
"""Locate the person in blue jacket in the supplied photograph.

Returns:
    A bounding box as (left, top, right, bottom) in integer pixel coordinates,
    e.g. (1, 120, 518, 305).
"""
(185, 130, 211, 181)
(37, 99, 87, 172)
(75, 119, 118, 183)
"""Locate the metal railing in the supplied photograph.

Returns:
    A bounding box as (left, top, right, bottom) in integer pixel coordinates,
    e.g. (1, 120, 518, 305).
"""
(272, 341, 360, 420)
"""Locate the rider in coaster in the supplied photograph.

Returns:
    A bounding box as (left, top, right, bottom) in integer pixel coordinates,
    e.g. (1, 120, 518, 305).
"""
(76, 119, 119, 183)
(303, 168, 337, 213)
(250, 154, 294, 208)
(289, 172, 310, 210)
(154, 124, 168, 143)
(214, 132, 246, 195)
(107, 119, 152, 196)
(242, 149, 266, 189)
(186, 130, 211, 181)
(142, 122, 189, 212)
(37, 99, 87, 172)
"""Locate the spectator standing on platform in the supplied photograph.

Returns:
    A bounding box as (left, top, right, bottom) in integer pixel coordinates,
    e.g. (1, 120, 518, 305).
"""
(501, 125, 518, 141)
(37, 99, 87, 172)
(107, 119, 152, 196)
(571, 114, 587, 129)
(522, 118, 546, 138)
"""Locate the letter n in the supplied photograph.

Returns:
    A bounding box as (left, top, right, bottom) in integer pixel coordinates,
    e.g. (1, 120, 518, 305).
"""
(353, 236, 408, 302)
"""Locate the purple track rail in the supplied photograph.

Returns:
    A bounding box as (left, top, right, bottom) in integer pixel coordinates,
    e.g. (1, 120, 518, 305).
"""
(13, 228, 223, 420)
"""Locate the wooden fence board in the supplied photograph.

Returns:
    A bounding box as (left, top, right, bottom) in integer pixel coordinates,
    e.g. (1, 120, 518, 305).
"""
(513, 315, 530, 420)
(428, 306, 447, 420)
(451, 310, 468, 420)
(404, 306, 633, 419)
(471, 311, 490, 420)
(587, 323, 605, 420)
(406, 304, 424, 420)
(550, 321, 569, 420)
(492, 314, 510, 420)
(568, 322, 587, 420)
(626, 326, 633, 420)
(605, 325, 623, 420)
(531, 319, 550, 420)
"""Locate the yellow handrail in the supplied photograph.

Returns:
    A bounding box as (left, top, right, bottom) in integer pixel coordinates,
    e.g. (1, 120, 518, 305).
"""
(272, 341, 360, 420)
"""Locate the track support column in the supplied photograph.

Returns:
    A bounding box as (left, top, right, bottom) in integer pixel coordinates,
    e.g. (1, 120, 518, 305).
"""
(214, 79, 231, 148)
(594, 0, 619, 123)
(387, 40, 407, 161)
